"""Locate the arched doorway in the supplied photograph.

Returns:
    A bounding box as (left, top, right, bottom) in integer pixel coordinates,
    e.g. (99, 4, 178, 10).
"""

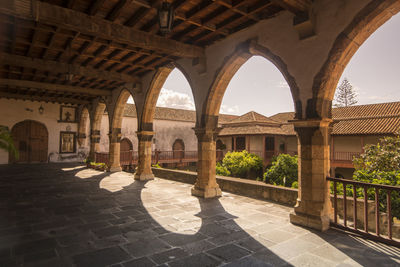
(120, 138, 133, 153)
(10, 120, 48, 163)
(172, 139, 185, 159)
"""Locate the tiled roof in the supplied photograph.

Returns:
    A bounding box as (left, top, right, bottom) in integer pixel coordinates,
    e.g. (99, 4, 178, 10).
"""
(268, 102, 400, 135)
(223, 111, 280, 126)
(123, 104, 237, 123)
(122, 102, 400, 136)
(219, 125, 289, 136)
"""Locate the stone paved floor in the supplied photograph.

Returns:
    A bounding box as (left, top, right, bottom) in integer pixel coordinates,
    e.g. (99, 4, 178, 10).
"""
(0, 164, 399, 267)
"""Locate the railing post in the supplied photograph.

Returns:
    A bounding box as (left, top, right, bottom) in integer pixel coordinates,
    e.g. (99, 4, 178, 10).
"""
(353, 185, 357, 230)
(387, 190, 392, 239)
(375, 189, 380, 236)
(364, 186, 368, 233)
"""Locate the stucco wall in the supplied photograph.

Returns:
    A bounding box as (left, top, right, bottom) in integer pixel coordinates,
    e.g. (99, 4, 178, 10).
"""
(286, 136, 298, 153)
(0, 99, 79, 164)
(333, 136, 362, 152)
(249, 136, 263, 151)
(97, 115, 197, 152)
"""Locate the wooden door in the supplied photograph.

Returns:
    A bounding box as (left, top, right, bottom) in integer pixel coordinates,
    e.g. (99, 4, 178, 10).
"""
(172, 139, 185, 159)
(120, 138, 132, 152)
(11, 120, 48, 163)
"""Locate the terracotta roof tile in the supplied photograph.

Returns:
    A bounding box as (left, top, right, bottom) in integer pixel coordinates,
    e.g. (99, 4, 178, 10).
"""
(122, 104, 237, 123)
(223, 111, 280, 125)
(219, 125, 289, 136)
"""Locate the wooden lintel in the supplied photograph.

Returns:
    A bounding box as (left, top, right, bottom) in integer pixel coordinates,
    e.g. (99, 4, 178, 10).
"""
(0, 0, 205, 58)
(0, 91, 90, 104)
(0, 79, 112, 96)
(0, 52, 140, 84)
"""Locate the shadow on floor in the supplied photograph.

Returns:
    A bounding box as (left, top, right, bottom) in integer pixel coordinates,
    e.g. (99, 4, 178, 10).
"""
(0, 163, 398, 267)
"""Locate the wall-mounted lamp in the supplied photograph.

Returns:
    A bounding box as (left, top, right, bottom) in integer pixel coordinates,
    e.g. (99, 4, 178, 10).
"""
(158, 1, 174, 35)
(38, 105, 44, 114)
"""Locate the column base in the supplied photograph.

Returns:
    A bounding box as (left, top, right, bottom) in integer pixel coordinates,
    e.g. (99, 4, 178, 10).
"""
(108, 166, 122, 172)
(191, 186, 222, 198)
(289, 211, 330, 231)
(134, 173, 154, 181)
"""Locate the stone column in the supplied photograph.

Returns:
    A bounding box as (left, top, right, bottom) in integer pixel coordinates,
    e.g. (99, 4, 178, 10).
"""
(108, 128, 122, 172)
(191, 128, 222, 198)
(289, 118, 333, 231)
(89, 130, 100, 161)
(134, 131, 155, 181)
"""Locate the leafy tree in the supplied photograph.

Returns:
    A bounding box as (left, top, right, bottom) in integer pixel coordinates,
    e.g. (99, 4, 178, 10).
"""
(264, 154, 298, 187)
(333, 78, 357, 107)
(351, 136, 400, 219)
(220, 150, 263, 179)
(0, 125, 18, 158)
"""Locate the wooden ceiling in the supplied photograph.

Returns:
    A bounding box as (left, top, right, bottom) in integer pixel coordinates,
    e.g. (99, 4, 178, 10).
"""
(0, 0, 311, 105)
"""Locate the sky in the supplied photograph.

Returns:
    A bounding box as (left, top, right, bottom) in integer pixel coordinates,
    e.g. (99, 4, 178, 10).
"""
(129, 13, 400, 116)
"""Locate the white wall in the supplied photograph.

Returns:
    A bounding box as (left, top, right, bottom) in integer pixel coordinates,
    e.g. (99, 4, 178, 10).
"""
(98, 115, 197, 152)
(0, 99, 79, 164)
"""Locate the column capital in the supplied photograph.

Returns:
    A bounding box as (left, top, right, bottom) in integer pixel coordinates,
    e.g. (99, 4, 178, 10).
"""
(289, 118, 333, 129)
(193, 127, 222, 142)
(136, 131, 155, 141)
(109, 128, 122, 143)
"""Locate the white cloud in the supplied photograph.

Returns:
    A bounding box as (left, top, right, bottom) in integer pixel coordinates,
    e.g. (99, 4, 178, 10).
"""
(156, 88, 195, 110)
(220, 104, 240, 115)
(277, 81, 289, 89)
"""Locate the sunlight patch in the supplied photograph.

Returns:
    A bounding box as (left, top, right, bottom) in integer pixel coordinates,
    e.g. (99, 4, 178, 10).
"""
(62, 166, 85, 171)
(75, 168, 103, 179)
(99, 172, 134, 192)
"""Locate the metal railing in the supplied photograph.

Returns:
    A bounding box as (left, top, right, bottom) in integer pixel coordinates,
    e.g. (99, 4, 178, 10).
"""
(327, 176, 400, 247)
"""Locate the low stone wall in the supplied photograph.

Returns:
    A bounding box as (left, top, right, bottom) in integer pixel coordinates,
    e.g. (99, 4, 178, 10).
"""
(152, 168, 298, 206)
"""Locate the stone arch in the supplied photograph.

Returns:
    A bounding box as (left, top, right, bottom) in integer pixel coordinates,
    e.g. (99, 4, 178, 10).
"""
(110, 89, 133, 132)
(77, 105, 90, 147)
(91, 101, 106, 134)
(140, 64, 194, 131)
(313, 0, 400, 119)
(201, 40, 301, 128)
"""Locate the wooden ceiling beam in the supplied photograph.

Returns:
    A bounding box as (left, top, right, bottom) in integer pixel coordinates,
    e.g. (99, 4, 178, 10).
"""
(0, 91, 91, 104)
(0, 0, 204, 58)
(87, 0, 107, 16)
(0, 52, 140, 83)
(271, 0, 311, 15)
(0, 79, 112, 96)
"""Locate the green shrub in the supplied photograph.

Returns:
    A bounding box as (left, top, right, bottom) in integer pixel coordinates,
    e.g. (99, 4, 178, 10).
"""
(152, 163, 161, 168)
(220, 150, 263, 179)
(216, 162, 231, 176)
(264, 154, 298, 187)
(291, 181, 298, 189)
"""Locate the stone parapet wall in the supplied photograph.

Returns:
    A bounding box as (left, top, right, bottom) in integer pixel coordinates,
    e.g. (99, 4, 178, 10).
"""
(152, 168, 298, 206)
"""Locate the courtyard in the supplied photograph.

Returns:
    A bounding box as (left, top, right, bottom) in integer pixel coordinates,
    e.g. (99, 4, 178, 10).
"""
(0, 164, 399, 266)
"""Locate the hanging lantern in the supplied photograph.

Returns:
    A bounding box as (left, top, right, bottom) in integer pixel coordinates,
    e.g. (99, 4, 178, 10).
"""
(158, 2, 174, 35)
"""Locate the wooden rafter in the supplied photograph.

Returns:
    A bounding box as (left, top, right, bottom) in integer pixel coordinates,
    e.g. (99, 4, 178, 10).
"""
(0, 91, 90, 104)
(0, 0, 204, 58)
(0, 79, 112, 96)
(0, 52, 140, 83)
(272, 0, 311, 15)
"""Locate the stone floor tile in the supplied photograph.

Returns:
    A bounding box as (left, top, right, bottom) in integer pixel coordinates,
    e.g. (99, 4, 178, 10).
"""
(260, 229, 296, 244)
(206, 243, 251, 262)
(72, 246, 131, 267)
(223, 255, 274, 267)
(123, 237, 171, 258)
(149, 247, 189, 264)
(168, 252, 222, 267)
(122, 257, 156, 267)
(288, 253, 335, 267)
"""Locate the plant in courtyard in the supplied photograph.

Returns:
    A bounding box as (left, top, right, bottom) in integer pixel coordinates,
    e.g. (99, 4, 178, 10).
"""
(216, 162, 230, 176)
(219, 150, 263, 179)
(333, 78, 358, 107)
(0, 125, 18, 158)
(351, 136, 400, 219)
(264, 154, 298, 187)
